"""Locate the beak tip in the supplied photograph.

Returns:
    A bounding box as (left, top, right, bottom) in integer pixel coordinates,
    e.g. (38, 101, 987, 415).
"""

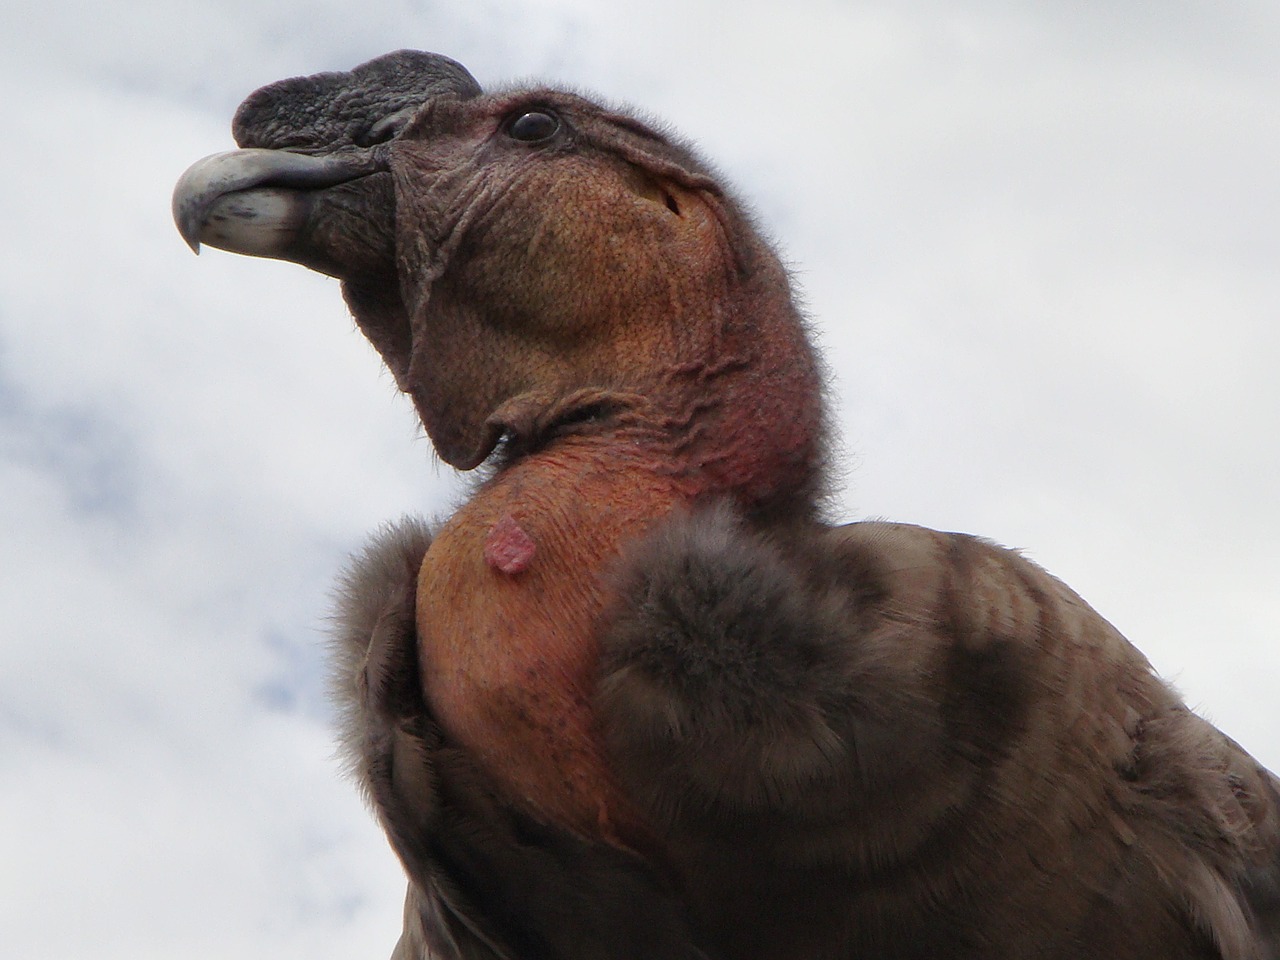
(173, 194, 204, 254)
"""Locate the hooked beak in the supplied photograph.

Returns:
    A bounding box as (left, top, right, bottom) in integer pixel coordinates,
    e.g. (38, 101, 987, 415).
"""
(172, 146, 387, 256)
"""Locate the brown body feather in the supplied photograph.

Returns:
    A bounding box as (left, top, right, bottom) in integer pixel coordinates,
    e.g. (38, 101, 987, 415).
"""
(174, 50, 1280, 960)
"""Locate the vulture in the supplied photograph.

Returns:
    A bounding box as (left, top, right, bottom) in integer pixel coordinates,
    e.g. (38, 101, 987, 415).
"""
(173, 50, 1280, 960)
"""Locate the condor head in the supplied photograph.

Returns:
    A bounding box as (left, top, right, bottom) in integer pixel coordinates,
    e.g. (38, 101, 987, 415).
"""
(175, 51, 821, 507)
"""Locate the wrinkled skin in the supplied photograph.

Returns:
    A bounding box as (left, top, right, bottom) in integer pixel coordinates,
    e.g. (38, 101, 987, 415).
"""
(175, 52, 1280, 960)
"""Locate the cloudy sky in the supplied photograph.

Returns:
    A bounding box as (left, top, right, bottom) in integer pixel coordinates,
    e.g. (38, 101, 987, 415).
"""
(2, 1, 1277, 956)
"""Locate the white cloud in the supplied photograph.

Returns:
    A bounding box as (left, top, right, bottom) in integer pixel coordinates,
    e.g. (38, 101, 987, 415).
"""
(2, 1, 1278, 956)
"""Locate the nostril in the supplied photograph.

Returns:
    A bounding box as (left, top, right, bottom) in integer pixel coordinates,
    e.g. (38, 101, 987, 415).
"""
(355, 105, 418, 147)
(355, 120, 399, 148)
(664, 193, 680, 216)
(354, 130, 388, 148)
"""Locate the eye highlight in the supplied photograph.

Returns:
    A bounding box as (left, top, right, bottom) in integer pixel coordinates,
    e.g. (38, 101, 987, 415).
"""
(507, 110, 560, 144)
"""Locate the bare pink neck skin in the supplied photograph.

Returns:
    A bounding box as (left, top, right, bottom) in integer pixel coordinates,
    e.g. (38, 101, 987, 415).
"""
(497, 278, 827, 521)
(654, 338, 826, 515)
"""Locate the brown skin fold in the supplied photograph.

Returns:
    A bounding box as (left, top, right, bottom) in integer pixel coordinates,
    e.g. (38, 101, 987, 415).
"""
(175, 51, 1280, 960)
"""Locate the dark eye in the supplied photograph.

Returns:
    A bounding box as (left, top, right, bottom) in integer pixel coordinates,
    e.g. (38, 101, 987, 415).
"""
(508, 110, 560, 143)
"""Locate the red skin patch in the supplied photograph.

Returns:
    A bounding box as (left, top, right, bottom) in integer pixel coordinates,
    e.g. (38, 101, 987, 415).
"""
(419, 440, 687, 851)
(484, 513, 537, 574)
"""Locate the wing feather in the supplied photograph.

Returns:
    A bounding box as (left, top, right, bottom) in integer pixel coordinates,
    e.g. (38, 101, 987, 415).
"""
(598, 509, 1280, 958)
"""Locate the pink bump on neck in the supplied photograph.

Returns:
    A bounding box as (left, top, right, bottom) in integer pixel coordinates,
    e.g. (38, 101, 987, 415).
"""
(484, 513, 536, 574)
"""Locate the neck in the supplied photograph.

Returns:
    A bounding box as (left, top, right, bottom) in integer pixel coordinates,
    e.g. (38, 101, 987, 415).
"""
(651, 311, 826, 518)
(417, 254, 827, 847)
(496, 293, 827, 522)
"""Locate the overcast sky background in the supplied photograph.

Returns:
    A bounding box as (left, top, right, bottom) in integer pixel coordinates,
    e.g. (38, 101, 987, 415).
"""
(1, 1, 1277, 957)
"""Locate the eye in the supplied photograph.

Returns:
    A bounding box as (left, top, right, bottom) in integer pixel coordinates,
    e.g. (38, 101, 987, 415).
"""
(507, 110, 560, 144)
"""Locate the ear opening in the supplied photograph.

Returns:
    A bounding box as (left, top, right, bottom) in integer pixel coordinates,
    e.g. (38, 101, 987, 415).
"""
(624, 163, 684, 217)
